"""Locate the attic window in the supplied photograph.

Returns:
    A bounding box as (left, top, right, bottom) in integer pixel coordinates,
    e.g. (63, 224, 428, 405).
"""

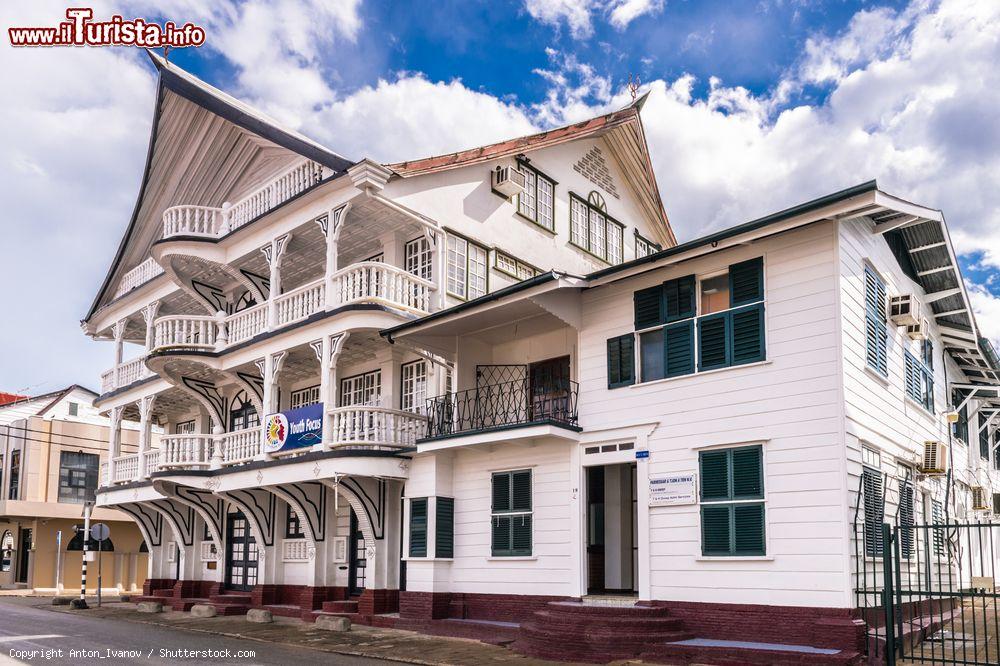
(570, 191, 624, 264)
(516, 162, 555, 231)
(68, 402, 78, 416)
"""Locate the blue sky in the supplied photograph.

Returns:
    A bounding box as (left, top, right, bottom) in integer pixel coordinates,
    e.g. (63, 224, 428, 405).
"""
(0, 0, 998, 393)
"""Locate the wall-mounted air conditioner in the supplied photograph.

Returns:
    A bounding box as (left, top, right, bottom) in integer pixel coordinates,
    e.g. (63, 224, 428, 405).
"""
(972, 486, 989, 511)
(492, 165, 527, 198)
(890, 294, 920, 326)
(919, 441, 948, 475)
(907, 319, 928, 341)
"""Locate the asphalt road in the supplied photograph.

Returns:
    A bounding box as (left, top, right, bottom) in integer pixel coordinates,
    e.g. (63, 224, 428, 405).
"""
(0, 598, 388, 665)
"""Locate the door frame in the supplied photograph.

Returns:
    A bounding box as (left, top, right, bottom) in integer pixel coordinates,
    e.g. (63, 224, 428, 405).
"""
(574, 424, 656, 600)
(15, 527, 31, 584)
(348, 509, 366, 596)
(224, 511, 257, 592)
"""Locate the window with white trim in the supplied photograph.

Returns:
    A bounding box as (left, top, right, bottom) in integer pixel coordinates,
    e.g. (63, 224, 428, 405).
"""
(446, 234, 487, 300)
(401, 360, 428, 414)
(570, 191, 624, 264)
(290, 385, 320, 410)
(340, 370, 382, 407)
(175, 420, 196, 434)
(405, 237, 432, 280)
(494, 249, 539, 282)
(516, 162, 555, 231)
(635, 232, 660, 258)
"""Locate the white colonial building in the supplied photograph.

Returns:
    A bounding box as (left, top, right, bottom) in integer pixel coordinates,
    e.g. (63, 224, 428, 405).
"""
(85, 53, 999, 664)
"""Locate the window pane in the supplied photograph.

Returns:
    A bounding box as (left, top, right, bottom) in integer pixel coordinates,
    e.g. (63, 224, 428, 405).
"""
(537, 177, 554, 230)
(446, 235, 467, 298)
(700, 274, 730, 314)
(570, 199, 587, 246)
(469, 245, 488, 299)
(607, 223, 623, 264)
(640, 329, 664, 382)
(405, 238, 433, 280)
(518, 168, 536, 220)
(589, 209, 606, 258)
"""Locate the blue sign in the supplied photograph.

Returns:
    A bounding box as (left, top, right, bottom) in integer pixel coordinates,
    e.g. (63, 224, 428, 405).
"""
(635, 449, 650, 459)
(263, 403, 323, 453)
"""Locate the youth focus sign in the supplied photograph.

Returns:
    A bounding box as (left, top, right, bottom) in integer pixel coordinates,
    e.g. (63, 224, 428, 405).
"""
(263, 403, 323, 453)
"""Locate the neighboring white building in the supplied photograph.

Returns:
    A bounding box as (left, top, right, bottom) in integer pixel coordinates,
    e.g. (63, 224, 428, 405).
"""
(85, 54, 999, 664)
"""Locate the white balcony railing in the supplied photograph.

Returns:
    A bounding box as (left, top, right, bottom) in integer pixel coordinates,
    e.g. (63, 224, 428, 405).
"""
(162, 159, 326, 240)
(327, 405, 427, 450)
(101, 356, 152, 393)
(159, 434, 214, 469)
(226, 303, 268, 345)
(112, 454, 140, 484)
(222, 427, 261, 465)
(276, 278, 325, 327)
(152, 315, 220, 352)
(332, 262, 436, 314)
(141, 449, 160, 477)
(114, 257, 164, 298)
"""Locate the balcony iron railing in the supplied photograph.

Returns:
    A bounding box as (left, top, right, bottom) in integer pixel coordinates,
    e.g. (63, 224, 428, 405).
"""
(424, 378, 579, 440)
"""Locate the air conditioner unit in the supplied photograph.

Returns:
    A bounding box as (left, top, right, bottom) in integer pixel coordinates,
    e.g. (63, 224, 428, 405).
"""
(919, 441, 948, 475)
(972, 486, 988, 511)
(890, 294, 920, 326)
(492, 165, 527, 198)
(906, 320, 928, 341)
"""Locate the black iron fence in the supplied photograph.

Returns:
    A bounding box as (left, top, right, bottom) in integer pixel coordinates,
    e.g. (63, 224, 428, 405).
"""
(424, 378, 579, 439)
(855, 486, 1000, 664)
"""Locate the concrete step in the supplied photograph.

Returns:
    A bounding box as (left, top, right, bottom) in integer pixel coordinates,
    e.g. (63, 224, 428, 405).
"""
(321, 600, 359, 614)
(643, 639, 865, 666)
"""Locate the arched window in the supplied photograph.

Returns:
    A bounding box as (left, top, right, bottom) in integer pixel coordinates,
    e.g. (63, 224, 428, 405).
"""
(0, 531, 13, 572)
(587, 191, 607, 212)
(67, 528, 114, 552)
(229, 391, 259, 431)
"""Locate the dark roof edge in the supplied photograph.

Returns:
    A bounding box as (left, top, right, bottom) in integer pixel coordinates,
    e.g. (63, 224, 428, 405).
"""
(381, 271, 564, 340)
(588, 179, 879, 281)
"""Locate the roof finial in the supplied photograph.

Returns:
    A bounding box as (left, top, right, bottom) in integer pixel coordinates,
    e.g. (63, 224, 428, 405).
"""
(627, 74, 641, 101)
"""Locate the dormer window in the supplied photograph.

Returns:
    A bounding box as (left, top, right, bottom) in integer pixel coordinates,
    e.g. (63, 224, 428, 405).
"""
(516, 161, 555, 232)
(570, 191, 624, 264)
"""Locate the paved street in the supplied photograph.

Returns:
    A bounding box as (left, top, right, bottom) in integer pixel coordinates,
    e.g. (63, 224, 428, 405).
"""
(0, 598, 388, 665)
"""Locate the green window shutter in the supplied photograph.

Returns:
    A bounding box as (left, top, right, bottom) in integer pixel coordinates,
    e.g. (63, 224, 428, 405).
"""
(435, 497, 454, 559)
(701, 505, 731, 555)
(492, 473, 510, 512)
(931, 499, 944, 556)
(733, 503, 765, 555)
(904, 353, 920, 402)
(864, 267, 888, 376)
(664, 275, 696, 322)
(492, 515, 511, 555)
(700, 450, 730, 501)
(664, 320, 695, 377)
(862, 467, 884, 557)
(698, 313, 729, 370)
(634, 286, 663, 329)
(511, 470, 532, 512)
(409, 498, 428, 558)
(898, 479, 914, 558)
(511, 514, 532, 555)
(729, 257, 764, 306)
(607, 334, 635, 388)
(731, 446, 763, 499)
(730, 304, 765, 365)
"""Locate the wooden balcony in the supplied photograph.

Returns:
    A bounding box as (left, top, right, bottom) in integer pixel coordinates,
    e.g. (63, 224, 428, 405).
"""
(161, 159, 327, 240)
(113, 257, 164, 298)
(101, 356, 152, 393)
(332, 262, 435, 315)
(327, 405, 428, 450)
(158, 434, 214, 470)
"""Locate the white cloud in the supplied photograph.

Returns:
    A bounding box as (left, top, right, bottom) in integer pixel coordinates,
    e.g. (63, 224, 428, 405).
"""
(968, 283, 1000, 353)
(523, 0, 663, 38)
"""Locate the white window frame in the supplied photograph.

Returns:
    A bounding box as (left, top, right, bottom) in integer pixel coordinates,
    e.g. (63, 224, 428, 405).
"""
(446, 233, 488, 300)
(516, 162, 555, 231)
(493, 249, 540, 282)
(569, 191, 624, 264)
(405, 237, 433, 280)
(400, 360, 428, 414)
(290, 385, 320, 410)
(340, 370, 382, 407)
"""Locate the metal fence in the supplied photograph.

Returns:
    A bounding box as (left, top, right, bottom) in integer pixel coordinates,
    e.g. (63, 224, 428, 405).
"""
(854, 474, 1000, 664)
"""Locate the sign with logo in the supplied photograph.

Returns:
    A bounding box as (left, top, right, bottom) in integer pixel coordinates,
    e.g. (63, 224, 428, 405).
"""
(635, 449, 650, 459)
(649, 473, 697, 506)
(263, 403, 323, 453)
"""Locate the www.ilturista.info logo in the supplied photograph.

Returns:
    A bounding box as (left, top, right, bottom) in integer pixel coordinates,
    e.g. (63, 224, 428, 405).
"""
(8, 8, 206, 48)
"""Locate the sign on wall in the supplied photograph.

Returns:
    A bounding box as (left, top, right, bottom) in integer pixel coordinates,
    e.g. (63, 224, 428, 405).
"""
(649, 473, 697, 506)
(263, 403, 323, 453)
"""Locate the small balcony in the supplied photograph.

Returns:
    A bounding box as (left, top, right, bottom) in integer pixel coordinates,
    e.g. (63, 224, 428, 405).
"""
(328, 405, 428, 450)
(424, 378, 580, 441)
(113, 257, 164, 299)
(161, 159, 327, 240)
(101, 356, 153, 393)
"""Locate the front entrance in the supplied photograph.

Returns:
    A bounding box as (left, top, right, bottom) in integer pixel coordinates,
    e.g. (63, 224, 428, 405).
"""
(586, 463, 637, 595)
(348, 509, 366, 596)
(225, 511, 258, 591)
(15, 528, 31, 584)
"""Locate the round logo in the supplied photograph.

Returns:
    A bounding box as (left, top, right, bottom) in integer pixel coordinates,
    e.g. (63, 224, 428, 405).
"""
(263, 413, 288, 453)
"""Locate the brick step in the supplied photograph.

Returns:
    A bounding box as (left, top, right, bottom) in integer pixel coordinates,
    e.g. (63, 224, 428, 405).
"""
(262, 604, 303, 618)
(151, 588, 176, 597)
(545, 600, 673, 617)
(209, 593, 252, 605)
(133, 595, 170, 603)
(521, 620, 692, 642)
(167, 598, 209, 612)
(321, 600, 359, 613)
(642, 642, 865, 666)
(524, 609, 688, 632)
(211, 603, 250, 616)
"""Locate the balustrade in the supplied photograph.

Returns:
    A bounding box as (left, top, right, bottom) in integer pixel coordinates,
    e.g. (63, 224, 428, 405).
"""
(332, 262, 435, 314)
(275, 278, 325, 326)
(152, 315, 219, 351)
(158, 434, 214, 469)
(222, 427, 261, 464)
(327, 405, 427, 449)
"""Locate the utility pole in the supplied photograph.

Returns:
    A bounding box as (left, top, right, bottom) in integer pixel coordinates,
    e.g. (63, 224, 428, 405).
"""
(71, 502, 93, 609)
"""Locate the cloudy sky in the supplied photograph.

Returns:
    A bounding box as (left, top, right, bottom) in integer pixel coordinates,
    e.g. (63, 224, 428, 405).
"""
(0, 0, 998, 394)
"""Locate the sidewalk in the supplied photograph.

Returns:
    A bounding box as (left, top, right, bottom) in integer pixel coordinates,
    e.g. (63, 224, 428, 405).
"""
(33, 598, 588, 666)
